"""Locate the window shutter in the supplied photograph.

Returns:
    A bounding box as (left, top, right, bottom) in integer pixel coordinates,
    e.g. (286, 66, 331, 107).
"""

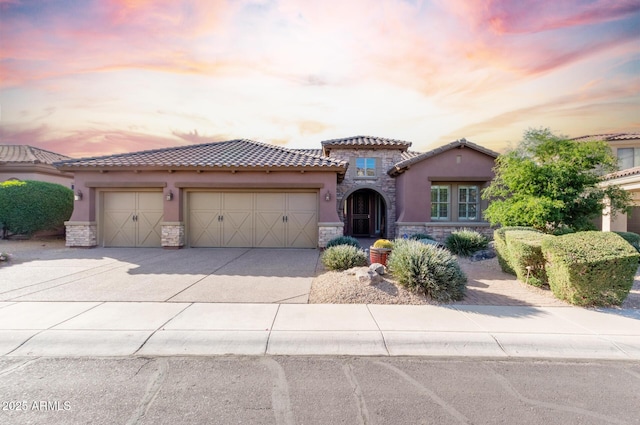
(350, 157, 357, 178)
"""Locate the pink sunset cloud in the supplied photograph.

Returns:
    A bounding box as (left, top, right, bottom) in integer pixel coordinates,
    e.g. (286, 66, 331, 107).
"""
(0, 0, 638, 156)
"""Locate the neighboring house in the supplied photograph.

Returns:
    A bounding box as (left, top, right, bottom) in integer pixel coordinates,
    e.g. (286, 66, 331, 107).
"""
(572, 133, 640, 234)
(54, 136, 498, 248)
(0, 145, 74, 187)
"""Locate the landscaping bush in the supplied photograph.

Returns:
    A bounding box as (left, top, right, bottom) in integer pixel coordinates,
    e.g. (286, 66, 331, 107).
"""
(444, 229, 488, 256)
(542, 231, 639, 306)
(494, 226, 541, 274)
(614, 231, 640, 254)
(409, 233, 434, 241)
(387, 239, 466, 302)
(321, 245, 367, 271)
(325, 235, 361, 249)
(505, 230, 550, 287)
(0, 180, 73, 237)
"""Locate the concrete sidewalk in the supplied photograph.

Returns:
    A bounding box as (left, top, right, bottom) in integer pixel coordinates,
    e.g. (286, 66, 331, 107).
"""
(1, 302, 638, 359)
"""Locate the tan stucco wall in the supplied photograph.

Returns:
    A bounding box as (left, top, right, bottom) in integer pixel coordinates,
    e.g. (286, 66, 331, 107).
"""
(395, 147, 496, 223)
(0, 169, 73, 188)
(68, 169, 341, 224)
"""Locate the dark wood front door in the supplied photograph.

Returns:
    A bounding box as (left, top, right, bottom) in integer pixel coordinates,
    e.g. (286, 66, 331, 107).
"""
(349, 191, 373, 237)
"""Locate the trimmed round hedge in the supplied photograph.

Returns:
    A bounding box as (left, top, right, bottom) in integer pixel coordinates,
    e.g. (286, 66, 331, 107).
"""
(0, 180, 73, 237)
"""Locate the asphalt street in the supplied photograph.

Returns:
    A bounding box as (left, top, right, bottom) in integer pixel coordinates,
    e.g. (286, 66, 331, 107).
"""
(1, 356, 639, 425)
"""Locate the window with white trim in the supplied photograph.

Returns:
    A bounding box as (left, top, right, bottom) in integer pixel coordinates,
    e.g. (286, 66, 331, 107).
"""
(430, 185, 449, 220)
(356, 158, 376, 177)
(458, 185, 478, 220)
(618, 148, 640, 170)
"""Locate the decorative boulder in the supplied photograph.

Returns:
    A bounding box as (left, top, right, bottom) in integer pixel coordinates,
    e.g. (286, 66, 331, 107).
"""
(369, 263, 386, 275)
(355, 268, 383, 285)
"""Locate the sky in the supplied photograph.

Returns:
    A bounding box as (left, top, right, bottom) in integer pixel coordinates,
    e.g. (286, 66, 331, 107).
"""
(0, 0, 639, 158)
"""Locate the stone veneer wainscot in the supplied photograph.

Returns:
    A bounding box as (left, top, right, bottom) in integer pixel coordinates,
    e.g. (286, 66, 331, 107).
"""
(64, 221, 97, 247)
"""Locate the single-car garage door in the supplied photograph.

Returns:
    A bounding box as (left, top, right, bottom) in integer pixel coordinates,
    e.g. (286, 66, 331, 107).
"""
(188, 192, 317, 248)
(102, 191, 163, 247)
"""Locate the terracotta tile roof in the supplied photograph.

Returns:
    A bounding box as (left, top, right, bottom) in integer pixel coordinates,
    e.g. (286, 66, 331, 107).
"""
(292, 148, 324, 157)
(54, 139, 347, 171)
(603, 166, 640, 181)
(571, 133, 640, 142)
(0, 145, 72, 164)
(400, 151, 421, 161)
(389, 138, 499, 176)
(321, 135, 412, 151)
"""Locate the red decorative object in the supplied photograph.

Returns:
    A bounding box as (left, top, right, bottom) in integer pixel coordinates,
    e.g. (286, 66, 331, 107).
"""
(370, 248, 391, 266)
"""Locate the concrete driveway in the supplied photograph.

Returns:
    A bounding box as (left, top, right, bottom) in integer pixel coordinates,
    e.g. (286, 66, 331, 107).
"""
(0, 241, 320, 303)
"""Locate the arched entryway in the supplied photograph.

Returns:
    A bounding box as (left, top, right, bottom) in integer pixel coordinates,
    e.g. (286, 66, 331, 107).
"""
(344, 189, 387, 238)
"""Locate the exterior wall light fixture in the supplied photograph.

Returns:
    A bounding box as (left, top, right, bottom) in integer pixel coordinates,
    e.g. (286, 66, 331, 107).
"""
(74, 190, 83, 201)
(166, 190, 173, 201)
(325, 191, 331, 201)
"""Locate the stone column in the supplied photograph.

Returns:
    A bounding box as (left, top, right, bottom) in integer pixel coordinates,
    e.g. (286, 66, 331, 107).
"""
(318, 223, 345, 248)
(161, 222, 185, 248)
(64, 221, 97, 247)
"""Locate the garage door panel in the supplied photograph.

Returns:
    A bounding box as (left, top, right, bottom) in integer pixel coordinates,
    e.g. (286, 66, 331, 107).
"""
(223, 211, 253, 247)
(103, 211, 135, 247)
(190, 192, 222, 210)
(187, 191, 317, 248)
(137, 211, 163, 247)
(223, 192, 253, 210)
(255, 211, 286, 247)
(287, 211, 317, 248)
(189, 211, 222, 247)
(287, 193, 318, 248)
(287, 192, 317, 211)
(188, 192, 223, 247)
(102, 192, 163, 247)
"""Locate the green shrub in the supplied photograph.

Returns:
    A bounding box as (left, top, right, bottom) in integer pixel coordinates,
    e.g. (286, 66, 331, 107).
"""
(387, 239, 466, 302)
(494, 226, 541, 274)
(505, 231, 550, 287)
(613, 231, 640, 254)
(409, 233, 434, 241)
(372, 239, 394, 249)
(444, 229, 488, 256)
(542, 231, 639, 306)
(321, 245, 367, 271)
(0, 180, 73, 237)
(325, 235, 361, 249)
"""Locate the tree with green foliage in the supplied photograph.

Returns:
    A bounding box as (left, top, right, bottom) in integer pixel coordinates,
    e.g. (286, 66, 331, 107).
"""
(482, 128, 631, 233)
(0, 180, 74, 237)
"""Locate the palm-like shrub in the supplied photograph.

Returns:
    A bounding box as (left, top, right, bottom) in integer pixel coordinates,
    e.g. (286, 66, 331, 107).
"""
(321, 245, 368, 271)
(325, 235, 361, 249)
(445, 229, 488, 256)
(388, 239, 466, 302)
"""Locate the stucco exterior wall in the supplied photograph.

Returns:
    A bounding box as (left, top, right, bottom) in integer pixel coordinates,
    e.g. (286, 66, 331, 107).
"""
(395, 147, 496, 224)
(66, 169, 340, 247)
(0, 167, 74, 188)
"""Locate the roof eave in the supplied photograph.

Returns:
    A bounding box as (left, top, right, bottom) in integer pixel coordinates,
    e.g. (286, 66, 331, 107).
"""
(55, 164, 347, 173)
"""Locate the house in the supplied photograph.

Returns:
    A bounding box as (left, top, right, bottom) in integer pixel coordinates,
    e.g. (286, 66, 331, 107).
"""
(572, 133, 640, 234)
(54, 136, 498, 248)
(0, 145, 74, 187)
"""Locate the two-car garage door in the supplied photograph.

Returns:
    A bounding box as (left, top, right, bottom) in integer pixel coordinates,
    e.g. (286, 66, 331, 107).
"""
(188, 192, 317, 248)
